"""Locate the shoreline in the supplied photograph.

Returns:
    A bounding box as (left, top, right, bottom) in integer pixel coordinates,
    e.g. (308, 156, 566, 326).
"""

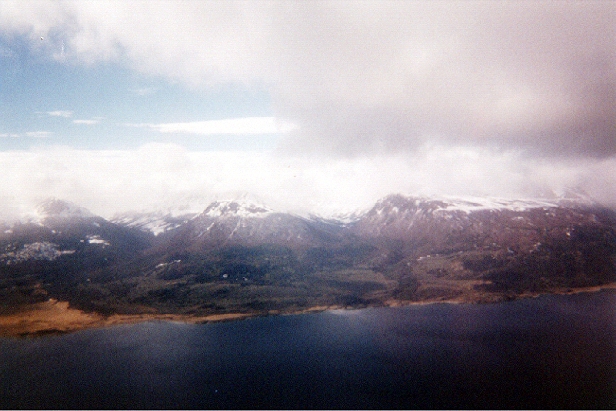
(2, 283, 616, 338)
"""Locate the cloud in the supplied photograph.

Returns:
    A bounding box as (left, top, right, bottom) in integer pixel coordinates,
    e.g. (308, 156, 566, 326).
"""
(1, 132, 52, 138)
(269, 2, 616, 159)
(1, 0, 615, 204)
(73, 119, 100, 125)
(24, 131, 53, 138)
(46, 110, 73, 118)
(130, 117, 297, 135)
(0, 1, 606, 159)
(1, 144, 616, 220)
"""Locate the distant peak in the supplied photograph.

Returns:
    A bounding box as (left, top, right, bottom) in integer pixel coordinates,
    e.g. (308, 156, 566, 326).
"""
(36, 198, 95, 219)
(374, 194, 446, 210)
(370, 193, 598, 215)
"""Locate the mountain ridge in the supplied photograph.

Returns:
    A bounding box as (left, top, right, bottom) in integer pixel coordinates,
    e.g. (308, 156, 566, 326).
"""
(1, 192, 615, 334)
(0, 191, 606, 231)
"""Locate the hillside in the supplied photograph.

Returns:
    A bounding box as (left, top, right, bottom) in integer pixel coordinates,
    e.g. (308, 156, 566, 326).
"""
(1, 195, 615, 335)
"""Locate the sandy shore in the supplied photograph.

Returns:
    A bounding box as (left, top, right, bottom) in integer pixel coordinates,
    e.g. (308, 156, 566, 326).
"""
(0, 299, 256, 338)
(2, 283, 616, 338)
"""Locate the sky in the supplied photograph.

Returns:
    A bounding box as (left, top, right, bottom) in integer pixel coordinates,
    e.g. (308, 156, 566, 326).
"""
(0, 1, 615, 219)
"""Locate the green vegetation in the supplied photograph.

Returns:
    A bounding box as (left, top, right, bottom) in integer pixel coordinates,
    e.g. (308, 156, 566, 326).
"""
(2, 217, 616, 318)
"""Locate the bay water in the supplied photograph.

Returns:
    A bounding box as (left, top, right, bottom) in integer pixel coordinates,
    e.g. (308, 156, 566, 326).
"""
(1, 291, 615, 409)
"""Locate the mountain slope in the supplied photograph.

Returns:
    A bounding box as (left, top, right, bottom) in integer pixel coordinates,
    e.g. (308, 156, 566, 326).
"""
(350, 194, 616, 300)
(0, 199, 152, 309)
(1, 194, 615, 320)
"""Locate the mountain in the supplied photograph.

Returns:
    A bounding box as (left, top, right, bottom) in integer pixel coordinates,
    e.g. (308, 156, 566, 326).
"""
(350, 194, 616, 300)
(352, 194, 593, 249)
(112, 211, 196, 236)
(0, 199, 150, 250)
(35, 198, 96, 223)
(1, 194, 615, 321)
(168, 200, 344, 249)
(110, 193, 277, 236)
(0, 199, 152, 308)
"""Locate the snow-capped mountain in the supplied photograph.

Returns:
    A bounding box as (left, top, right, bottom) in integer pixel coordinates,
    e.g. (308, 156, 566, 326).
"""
(111, 196, 275, 236)
(112, 211, 196, 236)
(308, 209, 366, 226)
(162, 200, 343, 250)
(346, 193, 616, 276)
(3, 198, 100, 228)
(0, 199, 105, 238)
(109, 193, 214, 236)
(111, 200, 275, 237)
(103, 192, 605, 236)
(2, 193, 615, 317)
(354, 193, 604, 229)
(200, 200, 274, 219)
(2, 193, 615, 272)
(0, 199, 151, 266)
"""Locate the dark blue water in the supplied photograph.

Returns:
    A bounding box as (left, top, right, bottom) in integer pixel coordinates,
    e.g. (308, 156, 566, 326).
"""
(1, 291, 615, 409)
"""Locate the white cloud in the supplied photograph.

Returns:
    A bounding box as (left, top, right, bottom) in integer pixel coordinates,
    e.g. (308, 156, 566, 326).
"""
(24, 131, 53, 138)
(131, 117, 297, 135)
(1, 144, 615, 220)
(73, 119, 100, 125)
(46, 110, 73, 118)
(0, 1, 607, 158)
(1, 131, 53, 138)
(0, 1, 614, 211)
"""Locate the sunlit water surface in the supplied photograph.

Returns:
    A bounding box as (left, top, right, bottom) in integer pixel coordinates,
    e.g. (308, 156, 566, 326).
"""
(1, 291, 615, 409)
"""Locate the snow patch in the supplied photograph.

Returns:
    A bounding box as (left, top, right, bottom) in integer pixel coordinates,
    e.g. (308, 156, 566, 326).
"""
(428, 196, 563, 213)
(112, 212, 194, 235)
(1, 242, 75, 264)
(202, 200, 274, 219)
(86, 235, 110, 246)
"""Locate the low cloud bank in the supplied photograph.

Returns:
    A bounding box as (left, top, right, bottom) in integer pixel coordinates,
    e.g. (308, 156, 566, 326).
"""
(1, 143, 615, 220)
